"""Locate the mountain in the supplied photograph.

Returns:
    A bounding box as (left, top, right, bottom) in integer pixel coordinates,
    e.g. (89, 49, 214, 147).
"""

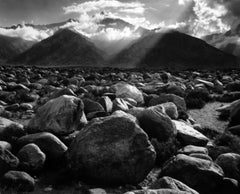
(92, 17, 151, 57)
(11, 29, 105, 67)
(0, 35, 35, 60)
(203, 22, 240, 58)
(112, 30, 239, 70)
(3, 19, 77, 31)
(2, 17, 150, 57)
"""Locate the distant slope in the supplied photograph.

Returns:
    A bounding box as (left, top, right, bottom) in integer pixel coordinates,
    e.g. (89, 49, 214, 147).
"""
(11, 29, 105, 67)
(0, 35, 35, 60)
(112, 30, 239, 70)
(203, 22, 240, 58)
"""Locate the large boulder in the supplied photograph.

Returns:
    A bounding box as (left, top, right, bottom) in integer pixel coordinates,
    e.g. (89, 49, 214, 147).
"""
(28, 95, 87, 135)
(1, 171, 35, 192)
(17, 132, 67, 161)
(161, 154, 224, 194)
(114, 83, 144, 105)
(67, 113, 156, 185)
(149, 176, 199, 194)
(215, 153, 240, 181)
(137, 105, 177, 142)
(173, 120, 209, 146)
(17, 143, 46, 172)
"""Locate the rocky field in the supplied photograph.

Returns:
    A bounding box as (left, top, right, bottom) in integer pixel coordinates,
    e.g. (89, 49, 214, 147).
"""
(0, 66, 240, 194)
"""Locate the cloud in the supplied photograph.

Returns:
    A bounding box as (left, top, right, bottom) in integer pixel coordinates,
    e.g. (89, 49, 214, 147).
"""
(178, 0, 192, 5)
(63, 0, 145, 16)
(63, 0, 146, 27)
(176, 0, 230, 37)
(0, 25, 53, 41)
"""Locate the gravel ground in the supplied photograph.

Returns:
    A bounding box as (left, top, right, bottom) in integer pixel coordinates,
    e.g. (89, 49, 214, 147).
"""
(188, 102, 229, 133)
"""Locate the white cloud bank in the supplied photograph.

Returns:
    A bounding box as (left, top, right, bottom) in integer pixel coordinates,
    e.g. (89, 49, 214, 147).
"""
(0, 25, 53, 41)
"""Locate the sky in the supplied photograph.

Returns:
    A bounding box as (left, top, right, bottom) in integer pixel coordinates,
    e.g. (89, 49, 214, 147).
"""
(0, 0, 240, 39)
(0, 0, 192, 26)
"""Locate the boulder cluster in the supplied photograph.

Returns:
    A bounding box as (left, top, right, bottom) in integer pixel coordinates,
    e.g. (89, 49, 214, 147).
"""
(0, 66, 240, 194)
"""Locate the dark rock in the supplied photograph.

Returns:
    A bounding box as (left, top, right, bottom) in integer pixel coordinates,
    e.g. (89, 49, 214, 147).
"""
(17, 143, 46, 172)
(112, 98, 130, 112)
(219, 92, 240, 103)
(17, 132, 67, 161)
(83, 98, 105, 115)
(173, 120, 209, 146)
(114, 83, 144, 105)
(0, 117, 25, 142)
(98, 96, 113, 113)
(177, 145, 209, 155)
(160, 102, 178, 119)
(1, 170, 35, 192)
(189, 153, 213, 161)
(0, 148, 19, 176)
(5, 103, 20, 112)
(67, 113, 156, 185)
(215, 153, 240, 181)
(161, 154, 224, 194)
(28, 95, 87, 135)
(137, 105, 177, 142)
(217, 178, 240, 194)
(148, 93, 187, 115)
(149, 176, 199, 194)
(125, 189, 190, 194)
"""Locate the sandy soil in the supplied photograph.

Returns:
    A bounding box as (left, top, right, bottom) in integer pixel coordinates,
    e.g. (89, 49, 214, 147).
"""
(188, 102, 229, 133)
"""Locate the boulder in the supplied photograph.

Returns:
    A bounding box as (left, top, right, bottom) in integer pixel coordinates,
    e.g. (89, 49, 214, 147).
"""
(189, 153, 213, 161)
(67, 113, 156, 185)
(229, 103, 240, 127)
(215, 153, 240, 181)
(0, 117, 25, 142)
(161, 154, 224, 194)
(173, 120, 209, 146)
(125, 189, 190, 194)
(98, 96, 113, 113)
(17, 132, 67, 161)
(227, 125, 240, 136)
(0, 148, 19, 176)
(48, 88, 76, 100)
(28, 95, 87, 135)
(218, 178, 240, 194)
(220, 92, 240, 103)
(112, 98, 130, 112)
(0, 141, 12, 151)
(114, 83, 144, 105)
(1, 171, 35, 192)
(177, 145, 209, 155)
(149, 176, 199, 194)
(137, 105, 177, 142)
(83, 98, 105, 115)
(148, 93, 187, 114)
(160, 102, 178, 119)
(196, 79, 214, 88)
(17, 143, 46, 172)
